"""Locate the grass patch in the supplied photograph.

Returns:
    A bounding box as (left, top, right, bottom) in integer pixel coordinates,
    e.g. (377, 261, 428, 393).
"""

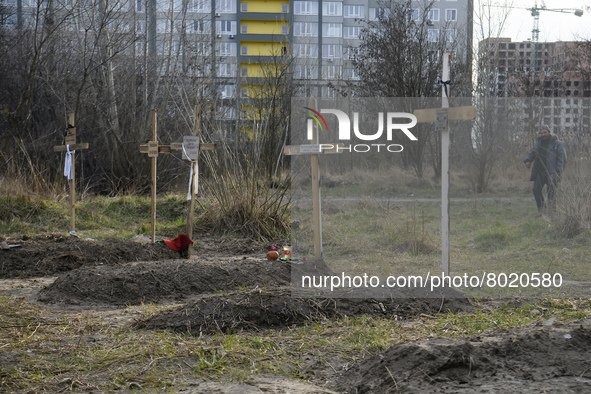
(1, 295, 590, 392)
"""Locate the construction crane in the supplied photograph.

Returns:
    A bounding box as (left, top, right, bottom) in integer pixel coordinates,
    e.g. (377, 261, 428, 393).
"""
(515, 1, 584, 71)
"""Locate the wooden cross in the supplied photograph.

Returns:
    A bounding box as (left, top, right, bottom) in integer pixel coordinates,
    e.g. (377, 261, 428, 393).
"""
(184, 105, 219, 258)
(413, 53, 477, 276)
(53, 113, 89, 234)
(284, 99, 343, 261)
(139, 108, 216, 246)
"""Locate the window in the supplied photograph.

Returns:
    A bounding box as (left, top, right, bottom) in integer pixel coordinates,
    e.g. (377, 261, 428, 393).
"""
(188, 0, 211, 12)
(282, 3, 288, 13)
(136, 20, 146, 33)
(216, 106, 237, 120)
(369, 7, 390, 21)
(241, 45, 247, 55)
(343, 26, 361, 39)
(407, 9, 419, 21)
(445, 9, 457, 21)
(293, 43, 318, 58)
(323, 2, 342, 16)
(217, 20, 236, 34)
(281, 25, 288, 35)
(428, 9, 440, 22)
(294, 65, 318, 79)
(294, 22, 318, 37)
(217, 42, 237, 56)
(343, 68, 360, 80)
(344, 5, 364, 18)
(156, 0, 170, 12)
(428, 29, 439, 42)
(135, 41, 144, 54)
(343, 46, 360, 60)
(220, 85, 235, 99)
(294, 1, 318, 15)
(241, 24, 247, 33)
(322, 44, 341, 58)
(157, 20, 173, 33)
(241, 88, 248, 98)
(322, 23, 342, 37)
(241, 67, 248, 77)
(193, 19, 211, 33)
(216, 0, 236, 13)
(325, 65, 340, 79)
(217, 63, 236, 77)
(136, 0, 144, 12)
(444, 29, 456, 43)
(240, 3, 247, 12)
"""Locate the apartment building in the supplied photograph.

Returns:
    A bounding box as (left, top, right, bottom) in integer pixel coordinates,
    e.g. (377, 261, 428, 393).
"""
(478, 37, 591, 146)
(2, 0, 474, 136)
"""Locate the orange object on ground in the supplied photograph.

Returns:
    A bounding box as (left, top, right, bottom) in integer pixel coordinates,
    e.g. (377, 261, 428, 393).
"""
(266, 250, 279, 260)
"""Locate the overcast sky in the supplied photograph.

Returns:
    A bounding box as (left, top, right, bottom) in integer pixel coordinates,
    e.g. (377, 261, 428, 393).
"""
(477, 0, 591, 42)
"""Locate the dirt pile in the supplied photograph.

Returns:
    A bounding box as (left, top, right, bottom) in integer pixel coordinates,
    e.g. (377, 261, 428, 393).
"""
(0, 234, 181, 278)
(138, 289, 474, 334)
(334, 319, 591, 393)
(38, 258, 291, 306)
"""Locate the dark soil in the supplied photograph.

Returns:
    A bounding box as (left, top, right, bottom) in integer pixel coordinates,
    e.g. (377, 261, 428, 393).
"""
(139, 288, 473, 334)
(38, 258, 291, 307)
(0, 234, 181, 278)
(1, 233, 591, 393)
(333, 319, 591, 393)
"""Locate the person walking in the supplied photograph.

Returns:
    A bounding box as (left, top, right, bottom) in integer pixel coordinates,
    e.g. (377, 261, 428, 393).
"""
(524, 125, 567, 211)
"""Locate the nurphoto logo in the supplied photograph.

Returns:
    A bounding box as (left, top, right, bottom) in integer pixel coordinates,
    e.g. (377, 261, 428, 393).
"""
(304, 107, 418, 153)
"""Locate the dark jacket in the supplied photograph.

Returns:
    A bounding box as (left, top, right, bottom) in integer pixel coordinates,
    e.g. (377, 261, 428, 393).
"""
(524, 135, 567, 181)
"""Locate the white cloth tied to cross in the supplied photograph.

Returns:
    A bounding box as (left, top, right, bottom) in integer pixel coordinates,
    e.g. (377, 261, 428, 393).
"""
(182, 144, 198, 200)
(64, 145, 75, 180)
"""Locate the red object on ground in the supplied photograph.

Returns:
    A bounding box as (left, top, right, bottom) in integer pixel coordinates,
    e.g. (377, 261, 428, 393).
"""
(163, 234, 193, 251)
(266, 250, 279, 260)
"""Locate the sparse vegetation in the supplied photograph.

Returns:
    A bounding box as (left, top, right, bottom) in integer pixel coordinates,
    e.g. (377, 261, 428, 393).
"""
(1, 294, 590, 392)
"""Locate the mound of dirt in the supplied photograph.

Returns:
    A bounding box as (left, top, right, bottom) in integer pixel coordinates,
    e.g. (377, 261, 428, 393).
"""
(38, 258, 292, 307)
(334, 319, 591, 393)
(139, 288, 475, 334)
(0, 234, 181, 278)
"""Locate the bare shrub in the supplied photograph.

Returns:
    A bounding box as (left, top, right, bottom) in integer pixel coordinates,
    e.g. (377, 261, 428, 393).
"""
(554, 159, 591, 238)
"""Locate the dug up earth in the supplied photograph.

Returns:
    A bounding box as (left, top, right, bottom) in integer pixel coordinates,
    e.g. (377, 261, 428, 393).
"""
(1, 234, 591, 393)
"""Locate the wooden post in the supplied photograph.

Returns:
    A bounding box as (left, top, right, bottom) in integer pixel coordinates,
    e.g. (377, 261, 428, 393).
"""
(186, 105, 200, 258)
(150, 109, 158, 244)
(284, 99, 343, 260)
(441, 52, 451, 276)
(139, 108, 217, 247)
(68, 113, 77, 233)
(53, 113, 89, 234)
(413, 54, 477, 276)
(310, 100, 322, 260)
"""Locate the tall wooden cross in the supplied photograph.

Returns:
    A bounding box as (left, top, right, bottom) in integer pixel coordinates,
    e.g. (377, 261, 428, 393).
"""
(413, 52, 477, 276)
(53, 113, 89, 234)
(284, 99, 342, 260)
(184, 105, 214, 258)
(139, 108, 216, 246)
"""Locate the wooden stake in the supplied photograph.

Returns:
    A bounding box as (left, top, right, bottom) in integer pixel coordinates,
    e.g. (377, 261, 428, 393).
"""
(413, 54, 477, 277)
(284, 101, 345, 261)
(139, 108, 216, 247)
(69, 113, 76, 233)
(186, 105, 200, 258)
(441, 52, 451, 276)
(150, 109, 158, 244)
(310, 99, 323, 260)
(53, 113, 89, 234)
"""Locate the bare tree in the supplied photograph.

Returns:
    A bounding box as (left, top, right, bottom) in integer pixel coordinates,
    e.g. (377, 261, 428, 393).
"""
(350, 0, 471, 178)
(470, 2, 513, 192)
